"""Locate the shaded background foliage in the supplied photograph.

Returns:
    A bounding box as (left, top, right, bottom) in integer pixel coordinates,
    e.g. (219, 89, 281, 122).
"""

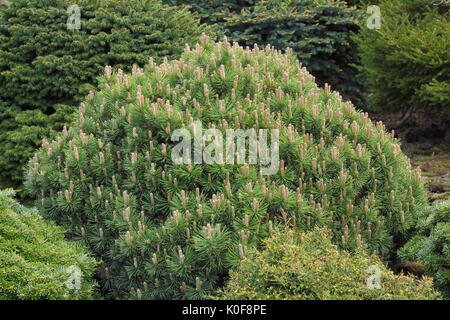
(165, 0, 365, 107)
(353, 0, 450, 122)
(0, 101, 74, 190)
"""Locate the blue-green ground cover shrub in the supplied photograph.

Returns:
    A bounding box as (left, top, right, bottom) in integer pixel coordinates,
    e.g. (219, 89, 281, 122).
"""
(399, 200, 450, 297)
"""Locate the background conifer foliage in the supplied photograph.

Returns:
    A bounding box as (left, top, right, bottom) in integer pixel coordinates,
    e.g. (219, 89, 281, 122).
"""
(0, 0, 209, 110)
(353, 0, 450, 121)
(165, 0, 364, 107)
(26, 35, 428, 299)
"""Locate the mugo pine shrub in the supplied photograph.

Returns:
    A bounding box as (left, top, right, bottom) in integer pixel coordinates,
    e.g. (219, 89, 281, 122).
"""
(215, 228, 440, 300)
(0, 189, 97, 300)
(26, 35, 428, 299)
(0, 0, 210, 188)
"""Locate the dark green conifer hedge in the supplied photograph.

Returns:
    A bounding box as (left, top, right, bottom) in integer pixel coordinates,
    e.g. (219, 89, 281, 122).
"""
(0, 102, 74, 189)
(0, 0, 209, 110)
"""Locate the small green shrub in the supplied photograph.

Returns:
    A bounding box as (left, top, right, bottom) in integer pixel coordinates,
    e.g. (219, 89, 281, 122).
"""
(0, 189, 97, 300)
(166, 0, 365, 106)
(353, 0, 450, 120)
(399, 200, 450, 297)
(26, 36, 427, 299)
(215, 228, 440, 300)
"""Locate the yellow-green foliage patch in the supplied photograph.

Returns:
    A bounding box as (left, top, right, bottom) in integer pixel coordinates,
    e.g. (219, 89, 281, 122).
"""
(0, 189, 97, 300)
(216, 228, 441, 300)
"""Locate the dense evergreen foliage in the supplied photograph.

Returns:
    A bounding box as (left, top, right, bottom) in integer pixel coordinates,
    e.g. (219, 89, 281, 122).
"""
(166, 0, 364, 106)
(399, 200, 450, 297)
(0, 189, 97, 300)
(26, 36, 428, 299)
(0, 0, 210, 189)
(215, 228, 440, 300)
(345, 0, 379, 7)
(353, 0, 450, 121)
(0, 102, 74, 189)
(0, 0, 209, 111)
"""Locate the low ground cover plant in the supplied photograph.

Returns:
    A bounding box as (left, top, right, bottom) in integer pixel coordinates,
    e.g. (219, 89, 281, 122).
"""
(215, 228, 440, 300)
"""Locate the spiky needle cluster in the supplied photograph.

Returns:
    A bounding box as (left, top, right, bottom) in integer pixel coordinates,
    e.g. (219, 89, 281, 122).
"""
(26, 35, 427, 299)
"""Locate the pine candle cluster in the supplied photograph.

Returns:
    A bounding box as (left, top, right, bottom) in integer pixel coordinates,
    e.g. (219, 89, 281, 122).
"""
(26, 35, 427, 299)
